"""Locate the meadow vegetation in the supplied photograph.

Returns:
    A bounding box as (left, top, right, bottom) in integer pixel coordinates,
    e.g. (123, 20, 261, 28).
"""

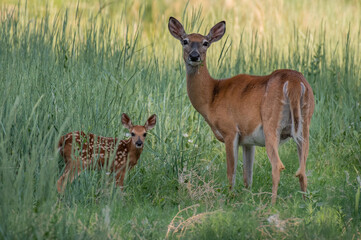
(0, 0, 361, 239)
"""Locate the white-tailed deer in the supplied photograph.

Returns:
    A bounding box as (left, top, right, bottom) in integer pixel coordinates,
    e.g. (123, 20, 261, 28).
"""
(168, 17, 315, 203)
(57, 113, 157, 193)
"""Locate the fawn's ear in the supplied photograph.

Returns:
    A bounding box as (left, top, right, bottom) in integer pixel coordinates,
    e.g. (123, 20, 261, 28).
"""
(168, 17, 187, 41)
(144, 114, 157, 131)
(207, 21, 226, 43)
(121, 113, 133, 130)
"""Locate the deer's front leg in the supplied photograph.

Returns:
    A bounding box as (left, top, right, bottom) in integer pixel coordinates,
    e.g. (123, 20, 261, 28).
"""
(242, 145, 255, 188)
(115, 167, 127, 189)
(225, 134, 239, 189)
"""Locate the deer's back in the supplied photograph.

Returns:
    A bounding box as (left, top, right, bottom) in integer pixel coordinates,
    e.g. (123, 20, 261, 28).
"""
(207, 69, 313, 138)
(58, 131, 130, 169)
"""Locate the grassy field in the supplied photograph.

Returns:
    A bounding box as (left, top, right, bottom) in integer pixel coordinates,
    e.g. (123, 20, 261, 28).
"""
(1, 0, 361, 239)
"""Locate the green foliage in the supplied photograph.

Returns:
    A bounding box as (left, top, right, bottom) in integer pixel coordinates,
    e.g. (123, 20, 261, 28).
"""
(1, 1, 361, 239)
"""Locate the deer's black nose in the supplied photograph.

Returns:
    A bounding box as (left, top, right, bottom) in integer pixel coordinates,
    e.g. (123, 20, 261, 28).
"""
(135, 140, 143, 148)
(189, 51, 200, 61)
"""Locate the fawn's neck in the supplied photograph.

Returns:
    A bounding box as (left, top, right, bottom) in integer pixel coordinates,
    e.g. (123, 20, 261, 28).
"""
(186, 60, 215, 116)
(126, 140, 142, 161)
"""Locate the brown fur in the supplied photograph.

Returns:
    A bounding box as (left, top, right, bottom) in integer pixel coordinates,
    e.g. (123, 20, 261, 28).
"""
(169, 17, 315, 204)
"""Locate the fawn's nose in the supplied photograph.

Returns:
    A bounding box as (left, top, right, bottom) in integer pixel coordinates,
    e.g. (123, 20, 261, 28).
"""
(135, 140, 143, 148)
(189, 51, 200, 62)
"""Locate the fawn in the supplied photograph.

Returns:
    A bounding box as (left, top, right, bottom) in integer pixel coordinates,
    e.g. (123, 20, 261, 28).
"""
(168, 17, 315, 203)
(57, 113, 157, 193)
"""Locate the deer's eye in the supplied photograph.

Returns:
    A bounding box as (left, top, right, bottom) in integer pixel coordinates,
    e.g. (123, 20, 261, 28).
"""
(182, 39, 189, 45)
(131, 132, 135, 137)
(143, 133, 147, 137)
(203, 41, 209, 47)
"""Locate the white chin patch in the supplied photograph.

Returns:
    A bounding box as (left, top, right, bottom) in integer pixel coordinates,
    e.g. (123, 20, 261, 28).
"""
(188, 61, 201, 66)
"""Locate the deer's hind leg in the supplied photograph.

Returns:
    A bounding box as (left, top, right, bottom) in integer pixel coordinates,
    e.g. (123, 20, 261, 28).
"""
(264, 131, 285, 204)
(296, 121, 310, 194)
(262, 85, 286, 204)
(57, 163, 72, 193)
(57, 158, 86, 193)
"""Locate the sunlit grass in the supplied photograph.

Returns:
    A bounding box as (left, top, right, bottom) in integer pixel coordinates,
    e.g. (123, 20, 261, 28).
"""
(0, 1, 360, 239)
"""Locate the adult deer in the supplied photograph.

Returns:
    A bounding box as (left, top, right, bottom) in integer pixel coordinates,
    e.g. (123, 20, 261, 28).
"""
(168, 17, 315, 203)
(57, 113, 157, 193)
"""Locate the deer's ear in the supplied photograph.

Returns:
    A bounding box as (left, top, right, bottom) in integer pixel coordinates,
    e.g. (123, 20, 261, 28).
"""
(207, 21, 226, 43)
(144, 114, 157, 131)
(168, 17, 187, 41)
(121, 113, 133, 130)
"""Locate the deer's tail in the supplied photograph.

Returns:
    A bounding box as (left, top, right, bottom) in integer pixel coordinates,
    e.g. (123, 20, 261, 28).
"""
(283, 81, 305, 145)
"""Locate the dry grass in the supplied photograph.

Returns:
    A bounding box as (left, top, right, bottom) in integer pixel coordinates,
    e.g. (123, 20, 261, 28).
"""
(166, 204, 224, 239)
(178, 167, 222, 209)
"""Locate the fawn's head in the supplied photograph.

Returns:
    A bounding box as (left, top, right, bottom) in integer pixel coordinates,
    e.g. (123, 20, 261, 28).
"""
(121, 113, 157, 149)
(168, 17, 226, 68)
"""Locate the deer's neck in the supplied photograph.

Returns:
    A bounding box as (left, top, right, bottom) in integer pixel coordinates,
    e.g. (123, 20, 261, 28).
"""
(186, 61, 215, 116)
(128, 141, 142, 162)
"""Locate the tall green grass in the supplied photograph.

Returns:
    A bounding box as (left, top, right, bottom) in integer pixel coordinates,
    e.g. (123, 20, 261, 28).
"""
(0, 1, 361, 239)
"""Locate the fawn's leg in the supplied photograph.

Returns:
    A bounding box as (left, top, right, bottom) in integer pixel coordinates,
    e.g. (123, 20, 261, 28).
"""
(68, 160, 84, 185)
(58, 160, 84, 193)
(115, 166, 127, 190)
(57, 163, 72, 193)
(57, 160, 84, 193)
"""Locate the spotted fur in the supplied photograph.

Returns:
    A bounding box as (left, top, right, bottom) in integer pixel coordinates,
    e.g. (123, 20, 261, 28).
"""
(58, 131, 132, 169)
(57, 113, 157, 193)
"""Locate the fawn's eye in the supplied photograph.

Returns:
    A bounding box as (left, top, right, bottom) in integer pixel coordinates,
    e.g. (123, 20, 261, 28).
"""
(131, 132, 135, 137)
(203, 41, 209, 47)
(143, 133, 147, 137)
(182, 39, 189, 45)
